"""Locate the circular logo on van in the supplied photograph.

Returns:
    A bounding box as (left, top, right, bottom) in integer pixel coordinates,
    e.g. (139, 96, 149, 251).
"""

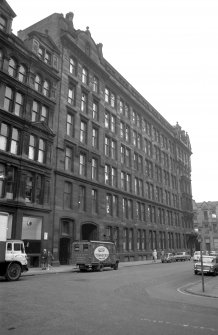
(94, 246, 109, 261)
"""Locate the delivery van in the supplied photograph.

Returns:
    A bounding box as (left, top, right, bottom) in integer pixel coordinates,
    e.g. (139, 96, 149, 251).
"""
(72, 240, 119, 272)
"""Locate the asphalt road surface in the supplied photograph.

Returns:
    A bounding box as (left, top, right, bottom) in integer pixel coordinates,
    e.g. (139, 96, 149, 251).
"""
(1, 261, 218, 335)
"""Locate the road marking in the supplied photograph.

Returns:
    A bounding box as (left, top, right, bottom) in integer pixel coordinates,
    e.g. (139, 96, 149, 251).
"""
(140, 318, 216, 332)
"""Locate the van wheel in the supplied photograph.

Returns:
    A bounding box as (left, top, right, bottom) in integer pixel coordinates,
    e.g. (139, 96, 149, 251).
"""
(6, 263, 21, 281)
(113, 263, 119, 270)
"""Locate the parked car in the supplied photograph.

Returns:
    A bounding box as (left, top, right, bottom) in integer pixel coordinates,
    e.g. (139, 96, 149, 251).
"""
(194, 255, 218, 276)
(209, 251, 218, 256)
(161, 253, 175, 263)
(174, 252, 191, 262)
(193, 250, 208, 262)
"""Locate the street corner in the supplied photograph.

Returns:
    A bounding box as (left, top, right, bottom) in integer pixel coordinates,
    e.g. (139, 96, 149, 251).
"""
(181, 279, 218, 298)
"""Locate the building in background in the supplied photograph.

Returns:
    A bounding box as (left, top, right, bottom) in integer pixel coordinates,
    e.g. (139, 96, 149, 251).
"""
(193, 201, 218, 252)
(0, 0, 193, 266)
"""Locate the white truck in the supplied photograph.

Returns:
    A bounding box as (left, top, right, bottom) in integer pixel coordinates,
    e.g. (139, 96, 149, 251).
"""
(0, 212, 28, 281)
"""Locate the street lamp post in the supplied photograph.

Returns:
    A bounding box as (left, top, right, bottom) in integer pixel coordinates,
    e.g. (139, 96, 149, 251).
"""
(199, 238, 205, 292)
(195, 228, 204, 292)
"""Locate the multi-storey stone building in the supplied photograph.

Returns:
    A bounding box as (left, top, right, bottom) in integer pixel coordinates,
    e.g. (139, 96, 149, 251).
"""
(1, 0, 193, 266)
(193, 201, 218, 252)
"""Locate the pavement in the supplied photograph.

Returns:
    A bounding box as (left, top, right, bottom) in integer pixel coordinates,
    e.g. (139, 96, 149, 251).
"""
(23, 259, 218, 298)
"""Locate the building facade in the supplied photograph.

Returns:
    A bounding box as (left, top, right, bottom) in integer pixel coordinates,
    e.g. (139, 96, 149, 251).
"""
(193, 201, 218, 252)
(1, 0, 193, 266)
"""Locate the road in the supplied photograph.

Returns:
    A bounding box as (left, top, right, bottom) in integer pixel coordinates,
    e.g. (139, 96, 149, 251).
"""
(1, 261, 218, 335)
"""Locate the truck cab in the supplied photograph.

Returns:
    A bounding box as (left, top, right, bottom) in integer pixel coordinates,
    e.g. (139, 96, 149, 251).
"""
(0, 240, 28, 281)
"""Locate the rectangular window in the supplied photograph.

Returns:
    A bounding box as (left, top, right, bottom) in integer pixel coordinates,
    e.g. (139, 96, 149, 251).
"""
(79, 153, 86, 176)
(111, 167, 117, 187)
(65, 147, 73, 171)
(105, 164, 110, 184)
(91, 189, 98, 213)
(10, 128, 19, 154)
(93, 76, 99, 93)
(106, 194, 112, 215)
(68, 86, 75, 105)
(92, 127, 98, 148)
(80, 120, 87, 144)
(91, 158, 98, 180)
(28, 135, 36, 160)
(82, 67, 88, 85)
(81, 92, 88, 113)
(67, 113, 74, 137)
(0, 123, 9, 151)
(38, 139, 45, 163)
(92, 101, 99, 120)
(64, 182, 72, 209)
(70, 57, 76, 76)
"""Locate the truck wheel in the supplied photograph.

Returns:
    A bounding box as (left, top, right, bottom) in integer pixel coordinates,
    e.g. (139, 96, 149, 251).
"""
(6, 263, 22, 281)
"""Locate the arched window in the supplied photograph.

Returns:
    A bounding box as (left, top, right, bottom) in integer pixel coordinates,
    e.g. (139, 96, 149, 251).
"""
(34, 74, 42, 92)
(43, 80, 50, 97)
(8, 58, 17, 77)
(0, 16, 7, 31)
(18, 65, 26, 83)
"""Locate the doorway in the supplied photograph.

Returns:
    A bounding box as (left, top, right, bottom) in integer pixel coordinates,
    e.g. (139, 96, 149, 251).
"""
(81, 223, 98, 241)
(59, 237, 70, 264)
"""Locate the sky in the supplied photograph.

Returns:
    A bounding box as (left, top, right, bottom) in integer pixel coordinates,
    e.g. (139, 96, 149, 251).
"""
(7, 0, 218, 202)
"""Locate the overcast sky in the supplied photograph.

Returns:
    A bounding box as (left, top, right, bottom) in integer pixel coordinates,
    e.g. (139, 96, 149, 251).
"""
(8, 0, 218, 202)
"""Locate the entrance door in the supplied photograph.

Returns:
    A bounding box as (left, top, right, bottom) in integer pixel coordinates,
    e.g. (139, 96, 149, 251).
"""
(59, 237, 70, 264)
(81, 223, 98, 241)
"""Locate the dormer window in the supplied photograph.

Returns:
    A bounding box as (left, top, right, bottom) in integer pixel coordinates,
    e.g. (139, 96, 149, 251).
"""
(0, 16, 7, 31)
(38, 46, 44, 59)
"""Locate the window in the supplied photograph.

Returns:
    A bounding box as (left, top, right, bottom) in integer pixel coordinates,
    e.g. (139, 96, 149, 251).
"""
(104, 87, 116, 108)
(10, 128, 19, 154)
(106, 194, 118, 216)
(0, 16, 7, 31)
(8, 58, 17, 77)
(111, 167, 117, 187)
(0, 165, 16, 199)
(80, 120, 87, 144)
(0, 123, 8, 151)
(32, 101, 48, 124)
(104, 136, 117, 159)
(64, 182, 72, 209)
(38, 139, 45, 163)
(70, 57, 77, 75)
(121, 171, 131, 192)
(25, 172, 33, 203)
(92, 101, 99, 120)
(4, 86, 24, 116)
(67, 113, 74, 137)
(122, 198, 133, 219)
(81, 92, 88, 113)
(106, 194, 112, 215)
(18, 65, 26, 83)
(68, 86, 76, 105)
(65, 147, 73, 171)
(91, 189, 98, 213)
(105, 111, 116, 132)
(43, 80, 50, 97)
(78, 185, 86, 211)
(105, 164, 110, 184)
(34, 75, 42, 92)
(82, 67, 88, 85)
(28, 135, 36, 160)
(44, 51, 51, 65)
(120, 145, 131, 167)
(79, 153, 86, 176)
(91, 158, 98, 180)
(93, 76, 99, 93)
(92, 127, 98, 148)
(28, 135, 48, 164)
